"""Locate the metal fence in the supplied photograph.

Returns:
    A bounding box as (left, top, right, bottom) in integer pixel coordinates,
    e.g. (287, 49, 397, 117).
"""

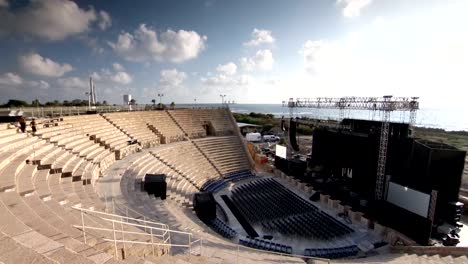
(1, 105, 229, 119)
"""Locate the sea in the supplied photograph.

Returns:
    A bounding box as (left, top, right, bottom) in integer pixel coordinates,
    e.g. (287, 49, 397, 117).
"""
(176, 104, 467, 131)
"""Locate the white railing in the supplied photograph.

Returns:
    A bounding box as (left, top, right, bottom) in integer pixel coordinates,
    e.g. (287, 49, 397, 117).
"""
(72, 203, 332, 263)
(71, 205, 199, 259)
(2, 105, 227, 119)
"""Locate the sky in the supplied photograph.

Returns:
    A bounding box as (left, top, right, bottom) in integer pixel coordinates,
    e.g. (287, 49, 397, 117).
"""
(0, 0, 467, 112)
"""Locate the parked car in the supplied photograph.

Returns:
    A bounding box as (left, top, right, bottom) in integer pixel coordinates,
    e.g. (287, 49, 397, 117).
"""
(263, 135, 280, 142)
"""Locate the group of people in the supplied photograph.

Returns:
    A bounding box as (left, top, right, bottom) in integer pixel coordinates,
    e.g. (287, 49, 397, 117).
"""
(16, 116, 37, 134)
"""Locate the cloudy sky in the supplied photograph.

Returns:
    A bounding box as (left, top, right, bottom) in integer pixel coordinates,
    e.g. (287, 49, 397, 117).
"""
(0, 0, 467, 110)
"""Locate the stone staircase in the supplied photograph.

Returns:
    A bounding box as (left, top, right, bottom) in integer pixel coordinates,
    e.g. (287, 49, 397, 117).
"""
(166, 110, 191, 139)
(149, 152, 200, 191)
(147, 124, 166, 144)
(190, 141, 223, 177)
(99, 114, 134, 142)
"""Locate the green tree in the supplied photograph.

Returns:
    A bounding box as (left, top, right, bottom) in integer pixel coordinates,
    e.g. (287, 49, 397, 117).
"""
(4, 99, 29, 107)
(170, 102, 175, 110)
(31, 99, 40, 107)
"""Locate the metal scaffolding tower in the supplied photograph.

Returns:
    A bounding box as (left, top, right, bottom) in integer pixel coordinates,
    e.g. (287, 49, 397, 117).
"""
(283, 95, 419, 200)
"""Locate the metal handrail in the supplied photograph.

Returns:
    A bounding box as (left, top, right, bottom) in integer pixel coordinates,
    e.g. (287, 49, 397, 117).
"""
(72, 204, 331, 262)
(110, 198, 171, 231)
(103, 239, 191, 248)
(72, 205, 168, 229)
(71, 225, 165, 238)
(71, 205, 199, 259)
(100, 217, 192, 235)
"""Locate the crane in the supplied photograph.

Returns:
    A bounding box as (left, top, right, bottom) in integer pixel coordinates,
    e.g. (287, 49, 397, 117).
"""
(282, 95, 419, 200)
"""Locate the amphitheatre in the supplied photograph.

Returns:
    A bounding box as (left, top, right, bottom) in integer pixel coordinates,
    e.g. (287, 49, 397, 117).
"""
(0, 106, 466, 264)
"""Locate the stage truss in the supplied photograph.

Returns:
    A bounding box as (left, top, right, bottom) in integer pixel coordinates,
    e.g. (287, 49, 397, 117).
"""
(283, 96, 419, 200)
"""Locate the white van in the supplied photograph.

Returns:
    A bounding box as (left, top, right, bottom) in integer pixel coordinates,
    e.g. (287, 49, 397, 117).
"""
(246, 132, 262, 142)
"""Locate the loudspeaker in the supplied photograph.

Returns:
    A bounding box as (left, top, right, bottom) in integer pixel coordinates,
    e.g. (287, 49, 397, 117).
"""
(289, 119, 299, 151)
(144, 174, 167, 200)
(274, 156, 289, 174)
(288, 158, 307, 177)
(310, 191, 321, 201)
(193, 192, 216, 223)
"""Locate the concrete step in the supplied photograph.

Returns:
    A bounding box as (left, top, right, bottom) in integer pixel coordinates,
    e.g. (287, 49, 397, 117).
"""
(0, 232, 57, 264)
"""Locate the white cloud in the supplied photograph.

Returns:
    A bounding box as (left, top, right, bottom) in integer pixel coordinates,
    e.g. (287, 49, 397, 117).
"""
(265, 79, 280, 85)
(160, 69, 187, 88)
(91, 66, 132, 85)
(91, 72, 102, 81)
(216, 62, 237, 76)
(337, 0, 372, 18)
(98, 10, 112, 30)
(57, 77, 88, 89)
(301, 40, 328, 74)
(112, 63, 125, 71)
(80, 36, 105, 54)
(238, 74, 253, 86)
(0, 72, 23, 85)
(0, 0, 104, 41)
(109, 24, 207, 63)
(156, 69, 190, 99)
(19, 53, 73, 77)
(110, 71, 132, 85)
(0, 0, 9, 8)
(240, 49, 274, 71)
(202, 60, 255, 88)
(28, 80, 50, 89)
(244, 28, 275, 46)
(201, 73, 253, 87)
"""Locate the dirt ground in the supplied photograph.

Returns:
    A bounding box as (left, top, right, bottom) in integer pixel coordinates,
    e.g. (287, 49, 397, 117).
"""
(297, 136, 312, 156)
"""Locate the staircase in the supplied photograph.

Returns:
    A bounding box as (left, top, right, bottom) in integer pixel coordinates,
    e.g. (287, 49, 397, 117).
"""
(147, 124, 166, 144)
(149, 152, 200, 191)
(224, 108, 255, 171)
(191, 140, 223, 177)
(99, 113, 134, 141)
(166, 110, 190, 139)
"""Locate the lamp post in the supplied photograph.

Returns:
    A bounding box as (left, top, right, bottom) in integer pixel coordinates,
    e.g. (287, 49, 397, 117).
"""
(158, 93, 164, 107)
(220, 94, 226, 105)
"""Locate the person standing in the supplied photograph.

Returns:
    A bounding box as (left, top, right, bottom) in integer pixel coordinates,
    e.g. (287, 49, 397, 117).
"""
(18, 116, 26, 133)
(30, 118, 37, 134)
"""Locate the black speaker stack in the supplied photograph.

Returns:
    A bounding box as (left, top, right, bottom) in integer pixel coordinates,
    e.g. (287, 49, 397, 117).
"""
(143, 174, 167, 200)
(288, 158, 307, 178)
(193, 192, 216, 223)
(289, 119, 299, 151)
